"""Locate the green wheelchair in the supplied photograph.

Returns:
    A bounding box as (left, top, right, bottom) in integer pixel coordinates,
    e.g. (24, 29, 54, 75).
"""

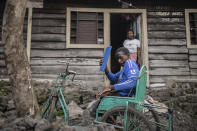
(94, 66, 173, 131)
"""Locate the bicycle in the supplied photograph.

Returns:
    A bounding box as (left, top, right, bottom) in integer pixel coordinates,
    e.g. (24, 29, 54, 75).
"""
(41, 62, 76, 123)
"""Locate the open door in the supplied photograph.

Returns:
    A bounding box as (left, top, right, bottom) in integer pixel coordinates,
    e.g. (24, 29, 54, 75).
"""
(110, 13, 142, 73)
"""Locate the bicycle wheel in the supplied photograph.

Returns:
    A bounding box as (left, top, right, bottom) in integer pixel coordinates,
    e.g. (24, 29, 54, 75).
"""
(101, 106, 153, 131)
(48, 97, 58, 122)
(42, 97, 57, 122)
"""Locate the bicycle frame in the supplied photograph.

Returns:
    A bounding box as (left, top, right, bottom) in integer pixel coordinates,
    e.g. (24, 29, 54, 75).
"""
(57, 86, 69, 123)
(41, 63, 76, 124)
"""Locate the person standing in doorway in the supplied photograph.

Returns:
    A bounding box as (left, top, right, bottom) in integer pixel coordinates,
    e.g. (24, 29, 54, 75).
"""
(123, 30, 141, 66)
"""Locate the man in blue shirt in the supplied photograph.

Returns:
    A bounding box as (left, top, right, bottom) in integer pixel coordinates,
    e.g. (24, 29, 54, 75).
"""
(87, 47, 139, 117)
(97, 47, 139, 97)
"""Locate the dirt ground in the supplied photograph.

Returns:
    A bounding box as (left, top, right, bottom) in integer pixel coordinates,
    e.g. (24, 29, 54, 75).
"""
(0, 80, 197, 131)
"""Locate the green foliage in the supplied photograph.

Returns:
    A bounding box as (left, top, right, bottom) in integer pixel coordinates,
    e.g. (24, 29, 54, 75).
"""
(0, 81, 11, 96)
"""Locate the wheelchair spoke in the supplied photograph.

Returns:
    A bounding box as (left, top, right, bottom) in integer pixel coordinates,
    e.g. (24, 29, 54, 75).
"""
(101, 106, 153, 131)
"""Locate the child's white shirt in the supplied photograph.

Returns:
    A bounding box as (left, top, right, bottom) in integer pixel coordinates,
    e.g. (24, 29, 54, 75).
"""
(123, 39, 140, 54)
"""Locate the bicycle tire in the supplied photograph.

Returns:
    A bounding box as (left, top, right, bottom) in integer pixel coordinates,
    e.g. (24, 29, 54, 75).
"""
(101, 106, 153, 131)
(47, 97, 57, 122)
(41, 100, 51, 119)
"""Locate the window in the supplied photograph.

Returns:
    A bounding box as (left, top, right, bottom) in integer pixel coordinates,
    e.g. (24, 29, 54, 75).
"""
(185, 9, 197, 48)
(66, 8, 106, 48)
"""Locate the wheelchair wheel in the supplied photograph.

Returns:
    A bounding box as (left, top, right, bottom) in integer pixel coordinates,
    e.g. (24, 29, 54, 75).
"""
(101, 106, 153, 131)
(144, 106, 161, 131)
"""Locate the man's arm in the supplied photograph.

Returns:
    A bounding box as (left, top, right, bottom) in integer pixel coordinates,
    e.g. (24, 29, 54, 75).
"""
(114, 60, 138, 91)
(106, 71, 121, 83)
(100, 58, 120, 83)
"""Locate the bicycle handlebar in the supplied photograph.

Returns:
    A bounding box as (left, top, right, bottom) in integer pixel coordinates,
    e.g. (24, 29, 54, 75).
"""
(68, 70, 76, 75)
(68, 70, 76, 81)
(56, 61, 77, 81)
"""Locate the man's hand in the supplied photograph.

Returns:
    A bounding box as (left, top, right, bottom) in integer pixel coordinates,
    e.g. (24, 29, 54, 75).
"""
(109, 85, 114, 90)
(96, 87, 111, 98)
(99, 58, 109, 74)
(99, 58, 103, 66)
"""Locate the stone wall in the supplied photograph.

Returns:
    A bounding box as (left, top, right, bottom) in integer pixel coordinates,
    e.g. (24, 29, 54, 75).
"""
(148, 81, 197, 131)
(1, 80, 197, 131)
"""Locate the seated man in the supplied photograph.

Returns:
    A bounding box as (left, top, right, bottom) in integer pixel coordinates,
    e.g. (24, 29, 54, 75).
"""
(97, 47, 140, 97)
(86, 47, 140, 117)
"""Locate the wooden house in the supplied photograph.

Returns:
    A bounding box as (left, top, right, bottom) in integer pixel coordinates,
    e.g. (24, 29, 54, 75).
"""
(0, 0, 197, 89)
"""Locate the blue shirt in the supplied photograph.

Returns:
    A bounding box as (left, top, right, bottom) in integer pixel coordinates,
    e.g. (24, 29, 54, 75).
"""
(106, 59, 139, 96)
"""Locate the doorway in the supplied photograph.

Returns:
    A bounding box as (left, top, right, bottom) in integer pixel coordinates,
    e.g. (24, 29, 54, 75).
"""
(110, 13, 141, 73)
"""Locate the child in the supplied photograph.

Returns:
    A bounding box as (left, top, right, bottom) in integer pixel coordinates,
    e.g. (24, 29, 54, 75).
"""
(97, 47, 139, 97)
(123, 30, 141, 65)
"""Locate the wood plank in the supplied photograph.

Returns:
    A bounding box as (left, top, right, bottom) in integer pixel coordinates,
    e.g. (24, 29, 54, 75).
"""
(148, 24, 185, 31)
(31, 26, 66, 34)
(27, 0, 43, 8)
(31, 65, 103, 75)
(32, 13, 66, 19)
(189, 62, 197, 69)
(189, 49, 197, 55)
(149, 67, 190, 76)
(33, 9, 66, 14)
(32, 74, 104, 81)
(189, 55, 197, 61)
(0, 75, 8, 79)
(148, 31, 186, 39)
(31, 49, 103, 58)
(148, 39, 186, 46)
(149, 54, 188, 60)
(150, 76, 193, 83)
(191, 69, 197, 76)
(148, 46, 188, 54)
(0, 47, 3, 53)
(0, 54, 5, 59)
(30, 58, 100, 66)
(31, 34, 66, 42)
(24, 26, 65, 34)
(150, 60, 189, 68)
(147, 12, 184, 18)
(0, 60, 5, 67)
(82, 81, 105, 91)
(31, 42, 65, 49)
(27, 8, 33, 62)
(31, 19, 66, 27)
(0, 68, 7, 75)
(147, 18, 184, 24)
(0, 41, 3, 45)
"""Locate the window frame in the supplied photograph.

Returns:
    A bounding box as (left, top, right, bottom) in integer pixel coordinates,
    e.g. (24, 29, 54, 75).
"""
(66, 7, 107, 48)
(185, 9, 197, 48)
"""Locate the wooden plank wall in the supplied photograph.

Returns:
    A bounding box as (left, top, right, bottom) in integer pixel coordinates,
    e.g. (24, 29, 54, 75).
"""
(147, 11, 197, 84)
(0, 1, 5, 78)
(0, 3, 105, 91)
(1, 0, 197, 88)
(29, 8, 105, 90)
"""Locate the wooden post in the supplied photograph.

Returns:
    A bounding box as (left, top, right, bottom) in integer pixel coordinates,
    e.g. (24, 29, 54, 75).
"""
(27, 8, 32, 62)
(104, 11, 110, 87)
(141, 9, 149, 87)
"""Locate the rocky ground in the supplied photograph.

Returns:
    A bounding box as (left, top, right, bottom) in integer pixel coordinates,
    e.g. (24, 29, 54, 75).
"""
(0, 80, 197, 131)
